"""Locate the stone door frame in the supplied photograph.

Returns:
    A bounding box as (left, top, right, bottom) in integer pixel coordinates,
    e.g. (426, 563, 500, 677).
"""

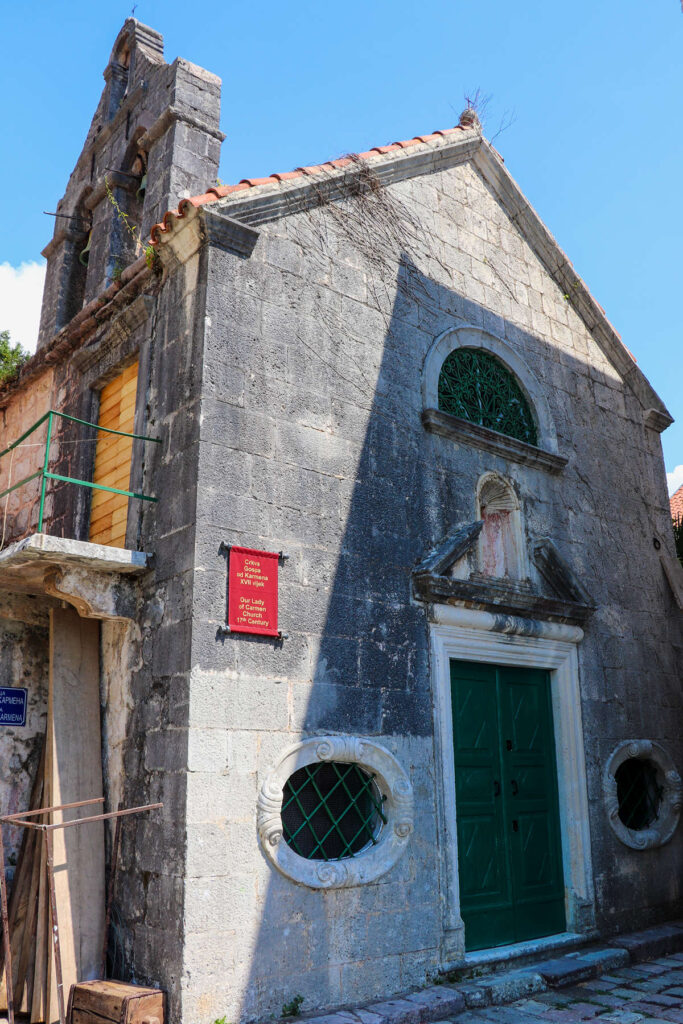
(429, 604, 596, 962)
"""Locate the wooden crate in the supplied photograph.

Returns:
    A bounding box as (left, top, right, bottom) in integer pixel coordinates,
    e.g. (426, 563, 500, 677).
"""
(67, 979, 165, 1024)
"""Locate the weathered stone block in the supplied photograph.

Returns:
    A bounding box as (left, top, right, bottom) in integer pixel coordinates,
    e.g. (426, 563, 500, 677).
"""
(612, 924, 683, 962)
(366, 998, 422, 1024)
(404, 985, 465, 1020)
(478, 970, 546, 1004)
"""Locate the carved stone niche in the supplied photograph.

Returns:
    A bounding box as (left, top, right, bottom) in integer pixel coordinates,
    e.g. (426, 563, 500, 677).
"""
(604, 740, 682, 850)
(257, 736, 414, 889)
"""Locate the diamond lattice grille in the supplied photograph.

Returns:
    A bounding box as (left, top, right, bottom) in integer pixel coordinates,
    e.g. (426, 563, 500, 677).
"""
(437, 348, 538, 446)
(281, 761, 387, 861)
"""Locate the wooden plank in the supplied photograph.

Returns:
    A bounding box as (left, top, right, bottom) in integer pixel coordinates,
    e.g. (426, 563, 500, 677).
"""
(90, 490, 130, 524)
(47, 609, 105, 1024)
(89, 362, 138, 547)
(98, 369, 138, 417)
(89, 498, 119, 526)
(92, 465, 133, 494)
(15, 822, 42, 1013)
(0, 741, 44, 1011)
(12, 827, 38, 1003)
(95, 398, 136, 431)
(30, 832, 48, 1023)
(89, 528, 114, 549)
(92, 440, 134, 478)
(0, 827, 33, 1001)
(93, 434, 134, 464)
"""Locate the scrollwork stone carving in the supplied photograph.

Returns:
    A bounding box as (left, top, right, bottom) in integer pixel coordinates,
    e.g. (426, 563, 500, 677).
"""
(604, 740, 681, 850)
(257, 735, 414, 889)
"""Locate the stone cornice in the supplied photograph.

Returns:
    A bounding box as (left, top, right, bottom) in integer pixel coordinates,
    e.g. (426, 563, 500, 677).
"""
(414, 571, 594, 625)
(473, 141, 673, 428)
(139, 104, 226, 149)
(204, 133, 480, 228)
(202, 208, 260, 257)
(421, 408, 568, 473)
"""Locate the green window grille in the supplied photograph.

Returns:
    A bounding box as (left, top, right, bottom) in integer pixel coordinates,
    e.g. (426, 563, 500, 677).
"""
(616, 759, 663, 830)
(281, 761, 387, 861)
(437, 348, 538, 446)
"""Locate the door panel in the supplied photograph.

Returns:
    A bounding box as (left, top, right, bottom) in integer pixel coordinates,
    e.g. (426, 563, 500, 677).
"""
(451, 663, 514, 949)
(450, 660, 566, 951)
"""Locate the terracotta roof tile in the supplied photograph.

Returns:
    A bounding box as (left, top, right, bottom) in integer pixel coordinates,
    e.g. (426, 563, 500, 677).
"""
(671, 483, 683, 521)
(149, 120, 472, 245)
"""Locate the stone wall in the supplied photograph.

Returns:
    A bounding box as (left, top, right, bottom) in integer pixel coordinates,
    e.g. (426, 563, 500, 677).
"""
(181, 153, 683, 1022)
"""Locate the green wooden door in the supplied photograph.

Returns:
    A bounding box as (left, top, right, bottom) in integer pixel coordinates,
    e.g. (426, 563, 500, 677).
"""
(450, 660, 565, 951)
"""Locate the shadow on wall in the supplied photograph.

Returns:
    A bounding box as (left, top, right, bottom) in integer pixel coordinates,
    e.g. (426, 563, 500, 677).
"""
(237, 253, 679, 1021)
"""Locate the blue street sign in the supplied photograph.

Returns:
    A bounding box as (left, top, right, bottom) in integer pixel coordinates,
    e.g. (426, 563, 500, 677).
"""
(0, 687, 27, 726)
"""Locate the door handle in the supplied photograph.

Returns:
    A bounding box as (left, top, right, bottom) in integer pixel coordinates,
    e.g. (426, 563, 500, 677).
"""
(493, 780, 501, 797)
(511, 779, 519, 796)
(512, 819, 519, 832)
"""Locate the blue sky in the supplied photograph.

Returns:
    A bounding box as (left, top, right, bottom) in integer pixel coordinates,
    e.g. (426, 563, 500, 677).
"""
(1, 0, 682, 488)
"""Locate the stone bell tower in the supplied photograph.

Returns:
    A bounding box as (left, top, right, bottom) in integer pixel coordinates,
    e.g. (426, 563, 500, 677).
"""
(37, 19, 224, 349)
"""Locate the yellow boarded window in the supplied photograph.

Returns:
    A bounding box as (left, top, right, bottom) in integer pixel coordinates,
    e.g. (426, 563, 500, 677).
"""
(89, 361, 139, 548)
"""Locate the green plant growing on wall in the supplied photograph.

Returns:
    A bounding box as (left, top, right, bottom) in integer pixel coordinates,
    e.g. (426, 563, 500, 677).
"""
(673, 515, 683, 567)
(0, 330, 30, 384)
(104, 177, 157, 271)
(281, 995, 304, 1018)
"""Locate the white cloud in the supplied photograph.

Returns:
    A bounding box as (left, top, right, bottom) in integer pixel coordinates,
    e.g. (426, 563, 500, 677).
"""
(0, 261, 47, 354)
(667, 464, 683, 496)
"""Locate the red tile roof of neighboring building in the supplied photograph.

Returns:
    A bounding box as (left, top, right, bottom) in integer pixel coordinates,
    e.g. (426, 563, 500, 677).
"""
(671, 483, 683, 521)
(150, 123, 473, 245)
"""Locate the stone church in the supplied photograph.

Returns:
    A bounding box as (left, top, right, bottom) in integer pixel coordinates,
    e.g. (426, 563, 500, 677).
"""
(0, 17, 681, 1024)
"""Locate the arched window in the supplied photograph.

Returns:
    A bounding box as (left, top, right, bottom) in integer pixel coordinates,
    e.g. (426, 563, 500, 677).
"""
(438, 348, 538, 446)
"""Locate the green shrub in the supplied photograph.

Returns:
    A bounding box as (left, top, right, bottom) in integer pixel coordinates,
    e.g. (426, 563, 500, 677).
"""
(0, 330, 29, 384)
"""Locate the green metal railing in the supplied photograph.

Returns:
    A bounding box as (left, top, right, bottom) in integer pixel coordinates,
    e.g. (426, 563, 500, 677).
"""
(0, 409, 160, 534)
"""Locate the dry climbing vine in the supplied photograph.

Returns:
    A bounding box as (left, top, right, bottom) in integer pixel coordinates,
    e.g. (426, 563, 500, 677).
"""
(277, 153, 462, 405)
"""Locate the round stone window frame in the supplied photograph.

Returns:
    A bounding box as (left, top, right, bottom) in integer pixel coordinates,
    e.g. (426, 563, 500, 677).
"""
(257, 735, 414, 889)
(603, 740, 682, 850)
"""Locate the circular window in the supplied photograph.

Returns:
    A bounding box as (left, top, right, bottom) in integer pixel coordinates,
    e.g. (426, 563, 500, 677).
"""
(604, 740, 682, 850)
(615, 759, 662, 831)
(281, 761, 386, 860)
(257, 736, 414, 888)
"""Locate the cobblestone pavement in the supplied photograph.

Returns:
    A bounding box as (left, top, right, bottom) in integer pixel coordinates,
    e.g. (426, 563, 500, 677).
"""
(441, 952, 683, 1023)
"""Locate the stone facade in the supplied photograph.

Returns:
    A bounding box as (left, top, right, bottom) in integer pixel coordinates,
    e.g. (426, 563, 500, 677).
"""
(0, 19, 682, 1024)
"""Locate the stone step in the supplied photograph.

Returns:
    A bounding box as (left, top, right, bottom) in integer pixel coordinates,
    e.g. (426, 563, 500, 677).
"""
(611, 921, 683, 962)
(288, 922, 683, 1024)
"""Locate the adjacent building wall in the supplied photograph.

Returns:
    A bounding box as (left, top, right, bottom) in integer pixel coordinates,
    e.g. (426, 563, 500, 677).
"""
(0, 369, 55, 542)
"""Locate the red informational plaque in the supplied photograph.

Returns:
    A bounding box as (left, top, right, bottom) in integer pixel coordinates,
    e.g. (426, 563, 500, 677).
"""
(228, 546, 280, 637)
